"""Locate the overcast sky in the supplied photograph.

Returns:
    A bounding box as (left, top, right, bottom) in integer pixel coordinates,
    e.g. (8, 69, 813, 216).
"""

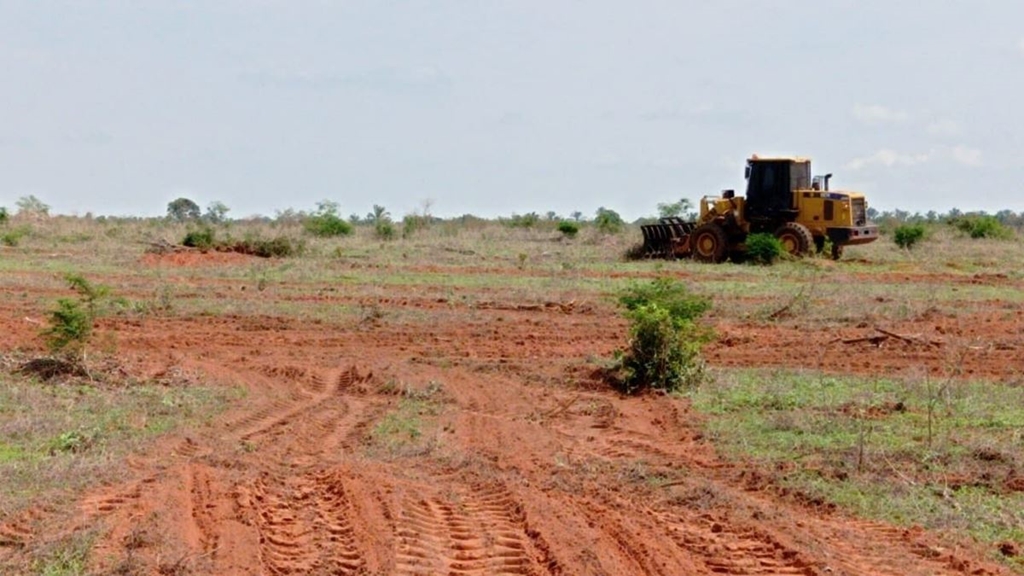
(1, 1, 1022, 220)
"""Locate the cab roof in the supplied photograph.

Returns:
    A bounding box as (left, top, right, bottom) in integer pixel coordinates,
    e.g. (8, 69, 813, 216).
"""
(748, 155, 811, 163)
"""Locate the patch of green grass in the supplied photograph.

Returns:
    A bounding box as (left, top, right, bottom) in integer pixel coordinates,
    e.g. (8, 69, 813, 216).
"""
(688, 369, 1024, 565)
(0, 369, 238, 512)
(369, 383, 446, 457)
(30, 530, 96, 576)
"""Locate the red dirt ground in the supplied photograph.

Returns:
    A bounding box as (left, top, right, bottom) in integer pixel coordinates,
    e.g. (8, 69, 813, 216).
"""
(0, 263, 1020, 575)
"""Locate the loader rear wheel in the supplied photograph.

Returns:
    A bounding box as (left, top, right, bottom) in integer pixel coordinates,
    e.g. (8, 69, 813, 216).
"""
(691, 223, 728, 263)
(775, 222, 813, 257)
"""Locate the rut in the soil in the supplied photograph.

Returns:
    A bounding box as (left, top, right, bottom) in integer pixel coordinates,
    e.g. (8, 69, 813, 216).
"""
(249, 471, 365, 575)
(394, 482, 536, 575)
(660, 510, 814, 575)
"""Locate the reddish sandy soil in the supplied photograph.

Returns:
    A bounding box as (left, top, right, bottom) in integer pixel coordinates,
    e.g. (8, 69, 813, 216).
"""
(1, 259, 1021, 575)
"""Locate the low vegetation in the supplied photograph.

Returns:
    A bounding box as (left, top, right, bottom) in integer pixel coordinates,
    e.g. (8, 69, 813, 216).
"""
(1, 226, 28, 247)
(0, 356, 236, 518)
(689, 369, 1024, 567)
(369, 380, 446, 458)
(181, 226, 303, 258)
(744, 232, 785, 264)
(951, 214, 1013, 240)
(893, 223, 927, 249)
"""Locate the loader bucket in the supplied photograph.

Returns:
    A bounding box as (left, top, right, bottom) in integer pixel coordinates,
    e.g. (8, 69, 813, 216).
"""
(641, 217, 696, 258)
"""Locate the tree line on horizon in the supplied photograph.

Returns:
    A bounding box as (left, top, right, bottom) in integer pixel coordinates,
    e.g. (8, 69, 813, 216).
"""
(2, 194, 1024, 234)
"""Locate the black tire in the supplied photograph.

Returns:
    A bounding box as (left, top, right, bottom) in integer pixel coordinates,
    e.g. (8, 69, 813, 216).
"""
(691, 223, 729, 263)
(831, 243, 844, 261)
(775, 222, 813, 257)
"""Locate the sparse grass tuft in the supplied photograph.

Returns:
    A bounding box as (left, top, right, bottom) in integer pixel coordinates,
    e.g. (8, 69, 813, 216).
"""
(369, 382, 446, 457)
(32, 531, 95, 576)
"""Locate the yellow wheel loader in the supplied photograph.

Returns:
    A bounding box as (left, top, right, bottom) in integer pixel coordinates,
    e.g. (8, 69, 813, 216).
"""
(641, 155, 878, 261)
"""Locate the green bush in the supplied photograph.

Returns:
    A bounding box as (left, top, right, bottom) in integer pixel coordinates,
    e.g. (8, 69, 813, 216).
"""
(618, 303, 709, 395)
(182, 226, 217, 250)
(951, 215, 1012, 239)
(0, 207, 8, 225)
(893, 223, 926, 249)
(615, 278, 712, 395)
(1, 227, 28, 247)
(304, 212, 352, 237)
(304, 201, 353, 237)
(375, 221, 396, 240)
(618, 277, 711, 323)
(744, 233, 784, 264)
(232, 236, 303, 258)
(557, 220, 579, 238)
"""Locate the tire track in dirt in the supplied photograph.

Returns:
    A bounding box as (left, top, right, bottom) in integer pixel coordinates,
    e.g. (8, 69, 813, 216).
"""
(393, 482, 539, 575)
(309, 470, 365, 575)
(248, 470, 368, 575)
(250, 473, 321, 575)
(187, 464, 220, 555)
(659, 510, 813, 575)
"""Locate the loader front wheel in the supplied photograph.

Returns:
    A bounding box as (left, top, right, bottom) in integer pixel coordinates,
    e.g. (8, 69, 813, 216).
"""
(775, 222, 813, 257)
(691, 223, 728, 263)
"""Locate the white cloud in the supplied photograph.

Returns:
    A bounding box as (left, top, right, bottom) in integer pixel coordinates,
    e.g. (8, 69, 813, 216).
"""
(846, 146, 982, 171)
(950, 145, 982, 166)
(852, 104, 909, 124)
(925, 119, 961, 136)
(845, 149, 931, 170)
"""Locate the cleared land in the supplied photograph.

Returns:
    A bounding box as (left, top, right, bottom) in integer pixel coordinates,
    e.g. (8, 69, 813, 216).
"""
(0, 216, 1022, 575)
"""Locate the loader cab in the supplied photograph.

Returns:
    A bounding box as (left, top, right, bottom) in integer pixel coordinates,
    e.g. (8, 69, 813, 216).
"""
(743, 157, 810, 231)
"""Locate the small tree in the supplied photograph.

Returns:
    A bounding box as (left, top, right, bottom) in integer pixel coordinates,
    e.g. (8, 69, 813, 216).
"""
(367, 205, 395, 240)
(656, 198, 694, 219)
(570, 210, 584, 222)
(594, 207, 624, 234)
(204, 201, 230, 224)
(167, 197, 201, 222)
(893, 223, 926, 249)
(16, 195, 50, 217)
(0, 207, 8, 225)
(42, 274, 111, 355)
